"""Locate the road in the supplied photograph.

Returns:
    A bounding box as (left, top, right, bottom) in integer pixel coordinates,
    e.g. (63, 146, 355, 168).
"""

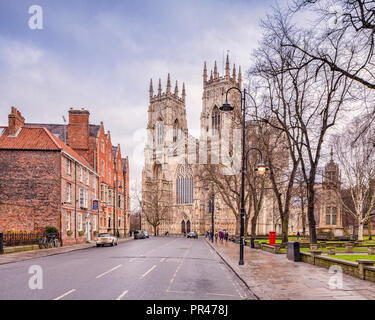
(0, 237, 255, 300)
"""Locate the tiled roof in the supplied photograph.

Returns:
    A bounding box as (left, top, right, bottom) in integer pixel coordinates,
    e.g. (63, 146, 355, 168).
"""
(0, 127, 60, 150)
(0, 126, 93, 171)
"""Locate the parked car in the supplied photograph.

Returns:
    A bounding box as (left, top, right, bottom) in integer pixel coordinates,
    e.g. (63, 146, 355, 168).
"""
(96, 233, 118, 247)
(144, 231, 149, 238)
(187, 231, 198, 239)
(134, 230, 146, 239)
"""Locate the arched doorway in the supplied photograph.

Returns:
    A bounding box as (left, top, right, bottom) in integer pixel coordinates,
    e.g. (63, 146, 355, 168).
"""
(181, 220, 185, 234)
(187, 220, 191, 233)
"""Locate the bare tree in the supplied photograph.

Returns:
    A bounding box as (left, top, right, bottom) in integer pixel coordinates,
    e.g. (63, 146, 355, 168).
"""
(333, 117, 375, 240)
(141, 178, 171, 236)
(287, 0, 375, 90)
(250, 7, 355, 243)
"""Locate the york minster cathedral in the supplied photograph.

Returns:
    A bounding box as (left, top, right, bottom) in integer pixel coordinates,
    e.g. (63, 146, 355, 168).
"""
(141, 55, 345, 237)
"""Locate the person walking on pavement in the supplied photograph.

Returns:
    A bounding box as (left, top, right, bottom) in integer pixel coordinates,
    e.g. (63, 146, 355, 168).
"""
(224, 230, 229, 242)
(215, 232, 218, 242)
(219, 230, 224, 241)
(297, 231, 300, 240)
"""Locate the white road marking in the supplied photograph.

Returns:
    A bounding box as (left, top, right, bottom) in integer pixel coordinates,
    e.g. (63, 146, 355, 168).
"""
(207, 292, 237, 297)
(53, 289, 76, 300)
(116, 290, 129, 300)
(160, 258, 166, 262)
(96, 264, 122, 279)
(129, 258, 136, 262)
(140, 265, 156, 279)
(167, 289, 195, 294)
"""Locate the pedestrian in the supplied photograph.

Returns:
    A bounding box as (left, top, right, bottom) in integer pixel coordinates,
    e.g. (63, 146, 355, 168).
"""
(297, 231, 300, 240)
(219, 230, 224, 241)
(224, 230, 229, 242)
(129, 230, 132, 237)
(215, 232, 218, 242)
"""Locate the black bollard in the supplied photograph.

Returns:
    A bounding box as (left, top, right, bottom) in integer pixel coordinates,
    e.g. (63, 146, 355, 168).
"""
(0, 232, 3, 254)
(250, 237, 255, 248)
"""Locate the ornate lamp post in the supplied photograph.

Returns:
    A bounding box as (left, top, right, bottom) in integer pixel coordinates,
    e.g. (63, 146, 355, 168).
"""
(220, 86, 268, 265)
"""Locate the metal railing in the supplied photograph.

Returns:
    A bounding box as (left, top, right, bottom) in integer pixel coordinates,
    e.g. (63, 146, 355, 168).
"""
(1, 232, 59, 247)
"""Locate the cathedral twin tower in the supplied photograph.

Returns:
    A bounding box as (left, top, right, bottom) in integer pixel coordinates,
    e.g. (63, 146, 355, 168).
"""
(142, 55, 243, 236)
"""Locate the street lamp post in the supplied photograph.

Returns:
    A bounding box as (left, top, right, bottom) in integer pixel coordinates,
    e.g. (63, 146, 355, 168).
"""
(205, 184, 215, 242)
(220, 86, 267, 265)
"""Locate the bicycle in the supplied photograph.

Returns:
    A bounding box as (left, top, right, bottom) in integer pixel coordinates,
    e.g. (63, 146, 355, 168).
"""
(38, 233, 60, 248)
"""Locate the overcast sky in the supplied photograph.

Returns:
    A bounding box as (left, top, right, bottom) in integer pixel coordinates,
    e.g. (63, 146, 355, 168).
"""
(0, 0, 279, 194)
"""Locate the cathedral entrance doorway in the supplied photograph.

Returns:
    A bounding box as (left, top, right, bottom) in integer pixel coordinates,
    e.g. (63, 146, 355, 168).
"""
(181, 220, 185, 234)
(187, 220, 191, 233)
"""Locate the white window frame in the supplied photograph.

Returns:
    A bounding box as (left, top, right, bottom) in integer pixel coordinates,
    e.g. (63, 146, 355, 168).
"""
(66, 183, 71, 203)
(78, 214, 83, 231)
(66, 212, 71, 231)
(79, 166, 83, 183)
(86, 170, 90, 185)
(67, 159, 71, 175)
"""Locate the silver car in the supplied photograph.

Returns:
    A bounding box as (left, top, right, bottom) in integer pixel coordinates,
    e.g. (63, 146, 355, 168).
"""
(96, 233, 118, 247)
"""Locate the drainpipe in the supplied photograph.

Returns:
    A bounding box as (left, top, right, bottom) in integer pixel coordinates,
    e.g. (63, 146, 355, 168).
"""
(74, 161, 77, 239)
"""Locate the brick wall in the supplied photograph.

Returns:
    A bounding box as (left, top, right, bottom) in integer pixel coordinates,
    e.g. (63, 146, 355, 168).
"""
(0, 150, 61, 233)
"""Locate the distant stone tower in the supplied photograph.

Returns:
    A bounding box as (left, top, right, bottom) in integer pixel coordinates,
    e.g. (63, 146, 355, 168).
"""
(318, 148, 344, 236)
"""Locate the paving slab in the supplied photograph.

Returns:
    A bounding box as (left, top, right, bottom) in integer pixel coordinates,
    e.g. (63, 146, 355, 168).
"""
(206, 239, 375, 300)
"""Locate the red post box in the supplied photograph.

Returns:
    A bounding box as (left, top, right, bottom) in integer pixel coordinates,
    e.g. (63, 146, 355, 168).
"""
(269, 231, 276, 246)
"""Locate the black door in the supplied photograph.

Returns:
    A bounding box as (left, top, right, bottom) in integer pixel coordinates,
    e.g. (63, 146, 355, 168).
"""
(187, 220, 191, 233)
(181, 220, 185, 234)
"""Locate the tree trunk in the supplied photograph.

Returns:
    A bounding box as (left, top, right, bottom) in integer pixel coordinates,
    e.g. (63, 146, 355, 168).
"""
(307, 186, 317, 244)
(358, 220, 364, 241)
(368, 217, 372, 240)
(281, 215, 289, 244)
(251, 215, 257, 237)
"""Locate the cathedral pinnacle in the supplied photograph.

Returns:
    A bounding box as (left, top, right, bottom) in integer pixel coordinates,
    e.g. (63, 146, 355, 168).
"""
(149, 79, 153, 100)
(214, 61, 218, 79)
(203, 61, 207, 84)
(182, 82, 186, 102)
(166, 73, 171, 95)
(225, 54, 230, 80)
(174, 80, 179, 96)
(158, 78, 162, 97)
(232, 64, 236, 81)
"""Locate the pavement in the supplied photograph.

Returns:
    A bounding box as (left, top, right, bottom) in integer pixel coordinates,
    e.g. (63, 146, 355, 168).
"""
(206, 238, 375, 300)
(0, 237, 254, 300)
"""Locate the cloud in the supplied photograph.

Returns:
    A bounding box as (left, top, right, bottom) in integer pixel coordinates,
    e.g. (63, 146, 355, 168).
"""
(0, 0, 274, 206)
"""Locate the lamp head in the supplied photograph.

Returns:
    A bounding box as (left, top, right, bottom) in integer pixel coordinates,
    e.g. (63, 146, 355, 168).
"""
(256, 161, 268, 175)
(220, 101, 234, 112)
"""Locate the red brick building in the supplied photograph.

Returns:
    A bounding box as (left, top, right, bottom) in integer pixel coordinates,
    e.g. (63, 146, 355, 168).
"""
(0, 107, 130, 244)
(25, 108, 130, 237)
(0, 107, 99, 245)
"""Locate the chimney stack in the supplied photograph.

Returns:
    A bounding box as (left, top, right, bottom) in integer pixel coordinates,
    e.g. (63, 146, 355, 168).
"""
(8, 107, 25, 136)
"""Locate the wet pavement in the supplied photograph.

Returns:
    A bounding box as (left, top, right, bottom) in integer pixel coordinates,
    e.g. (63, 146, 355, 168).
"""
(206, 238, 375, 300)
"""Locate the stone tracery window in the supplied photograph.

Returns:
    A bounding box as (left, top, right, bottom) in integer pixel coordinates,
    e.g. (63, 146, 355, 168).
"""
(176, 164, 193, 204)
(211, 106, 221, 133)
(326, 206, 337, 225)
(156, 120, 164, 146)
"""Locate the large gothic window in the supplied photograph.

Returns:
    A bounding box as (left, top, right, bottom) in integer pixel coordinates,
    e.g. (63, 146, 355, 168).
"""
(173, 119, 179, 143)
(211, 106, 221, 133)
(156, 120, 164, 146)
(176, 164, 194, 204)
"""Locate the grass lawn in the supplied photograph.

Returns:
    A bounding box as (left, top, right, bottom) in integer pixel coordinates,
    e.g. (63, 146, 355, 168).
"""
(280, 247, 369, 253)
(326, 255, 375, 262)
